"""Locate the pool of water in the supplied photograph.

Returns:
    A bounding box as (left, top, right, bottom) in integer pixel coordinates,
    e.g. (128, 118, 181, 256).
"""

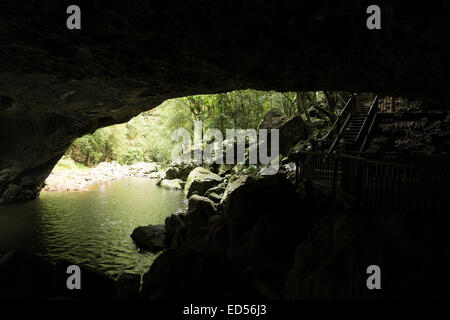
(0, 177, 185, 278)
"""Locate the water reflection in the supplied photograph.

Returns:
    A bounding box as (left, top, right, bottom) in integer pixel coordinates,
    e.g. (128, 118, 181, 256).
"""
(0, 178, 185, 278)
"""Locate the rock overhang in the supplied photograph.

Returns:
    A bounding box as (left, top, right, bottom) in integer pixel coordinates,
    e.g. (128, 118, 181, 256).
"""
(1, 0, 449, 203)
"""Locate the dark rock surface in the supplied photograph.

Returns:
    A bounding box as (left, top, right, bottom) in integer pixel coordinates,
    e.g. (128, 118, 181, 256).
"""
(164, 195, 219, 251)
(204, 185, 226, 197)
(131, 224, 166, 253)
(285, 211, 450, 299)
(0, 250, 57, 299)
(0, 250, 119, 299)
(116, 273, 141, 300)
(165, 213, 187, 250)
(366, 114, 450, 153)
(258, 108, 289, 130)
(141, 250, 260, 300)
(217, 164, 234, 176)
(144, 174, 313, 299)
(218, 174, 310, 298)
(1, 1, 449, 202)
(278, 115, 309, 155)
(185, 195, 217, 227)
(206, 192, 223, 203)
(141, 170, 450, 299)
(54, 260, 118, 300)
(165, 163, 196, 181)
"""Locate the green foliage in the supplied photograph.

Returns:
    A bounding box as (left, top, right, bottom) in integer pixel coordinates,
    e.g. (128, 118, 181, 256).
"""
(53, 156, 89, 171)
(242, 164, 260, 175)
(64, 90, 346, 168)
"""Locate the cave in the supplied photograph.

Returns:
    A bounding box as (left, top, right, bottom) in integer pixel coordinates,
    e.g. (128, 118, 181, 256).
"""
(1, 0, 450, 304)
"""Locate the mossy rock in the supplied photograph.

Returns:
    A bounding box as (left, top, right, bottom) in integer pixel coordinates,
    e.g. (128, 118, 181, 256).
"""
(184, 167, 223, 197)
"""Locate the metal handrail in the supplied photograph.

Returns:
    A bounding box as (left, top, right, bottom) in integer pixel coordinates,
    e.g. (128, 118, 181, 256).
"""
(318, 95, 353, 143)
(355, 95, 378, 148)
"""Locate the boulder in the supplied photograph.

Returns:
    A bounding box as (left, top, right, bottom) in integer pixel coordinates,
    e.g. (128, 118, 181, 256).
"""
(284, 212, 376, 299)
(219, 174, 311, 298)
(165, 162, 196, 181)
(141, 250, 259, 300)
(185, 195, 217, 227)
(310, 117, 327, 129)
(0, 250, 57, 299)
(148, 171, 166, 179)
(160, 179, 184, 190)
(184, 167, 223, 197)
(284, 211, 450, 299)
(204, 185, 226, 197)
(258, 108, 289, 130)
(278, 115, 309, 155)
(0, 250, 118, 299)
(129, 162, 158, 175)
(131, 224, 166, 252)
(165, 213, 187, 250)
(54, 260, 118, 299)
(116, 273, 141, 300)
(206, 192, 223, 203)
(218, 164, 234, 176)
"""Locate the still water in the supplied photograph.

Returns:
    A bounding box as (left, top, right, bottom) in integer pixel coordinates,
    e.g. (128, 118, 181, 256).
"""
(0, 178, 185, 278)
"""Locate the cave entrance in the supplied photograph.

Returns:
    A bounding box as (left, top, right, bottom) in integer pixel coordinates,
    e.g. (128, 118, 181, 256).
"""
(1, 89, 351, 279)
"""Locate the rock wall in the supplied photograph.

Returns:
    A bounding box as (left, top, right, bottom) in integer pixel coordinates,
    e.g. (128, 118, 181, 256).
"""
(1, 1, 450, 202)
(366, 113, 450, 153)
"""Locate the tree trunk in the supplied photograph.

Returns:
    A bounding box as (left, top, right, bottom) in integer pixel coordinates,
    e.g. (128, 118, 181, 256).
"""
(297, 92, 311, 123)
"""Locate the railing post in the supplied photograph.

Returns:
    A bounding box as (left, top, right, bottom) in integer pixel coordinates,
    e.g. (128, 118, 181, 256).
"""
(352, 93, 357, 111)
(355, 160, 363, 209)
(332, 154, 338, 198)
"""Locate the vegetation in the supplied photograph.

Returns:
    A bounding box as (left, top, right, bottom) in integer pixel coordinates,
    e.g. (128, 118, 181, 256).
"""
(53, 156, 89, 172)
(64, 90, 348, 167)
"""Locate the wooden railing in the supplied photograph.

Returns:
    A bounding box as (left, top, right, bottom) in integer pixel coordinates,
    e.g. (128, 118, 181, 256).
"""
(294, 152, 450, 214)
